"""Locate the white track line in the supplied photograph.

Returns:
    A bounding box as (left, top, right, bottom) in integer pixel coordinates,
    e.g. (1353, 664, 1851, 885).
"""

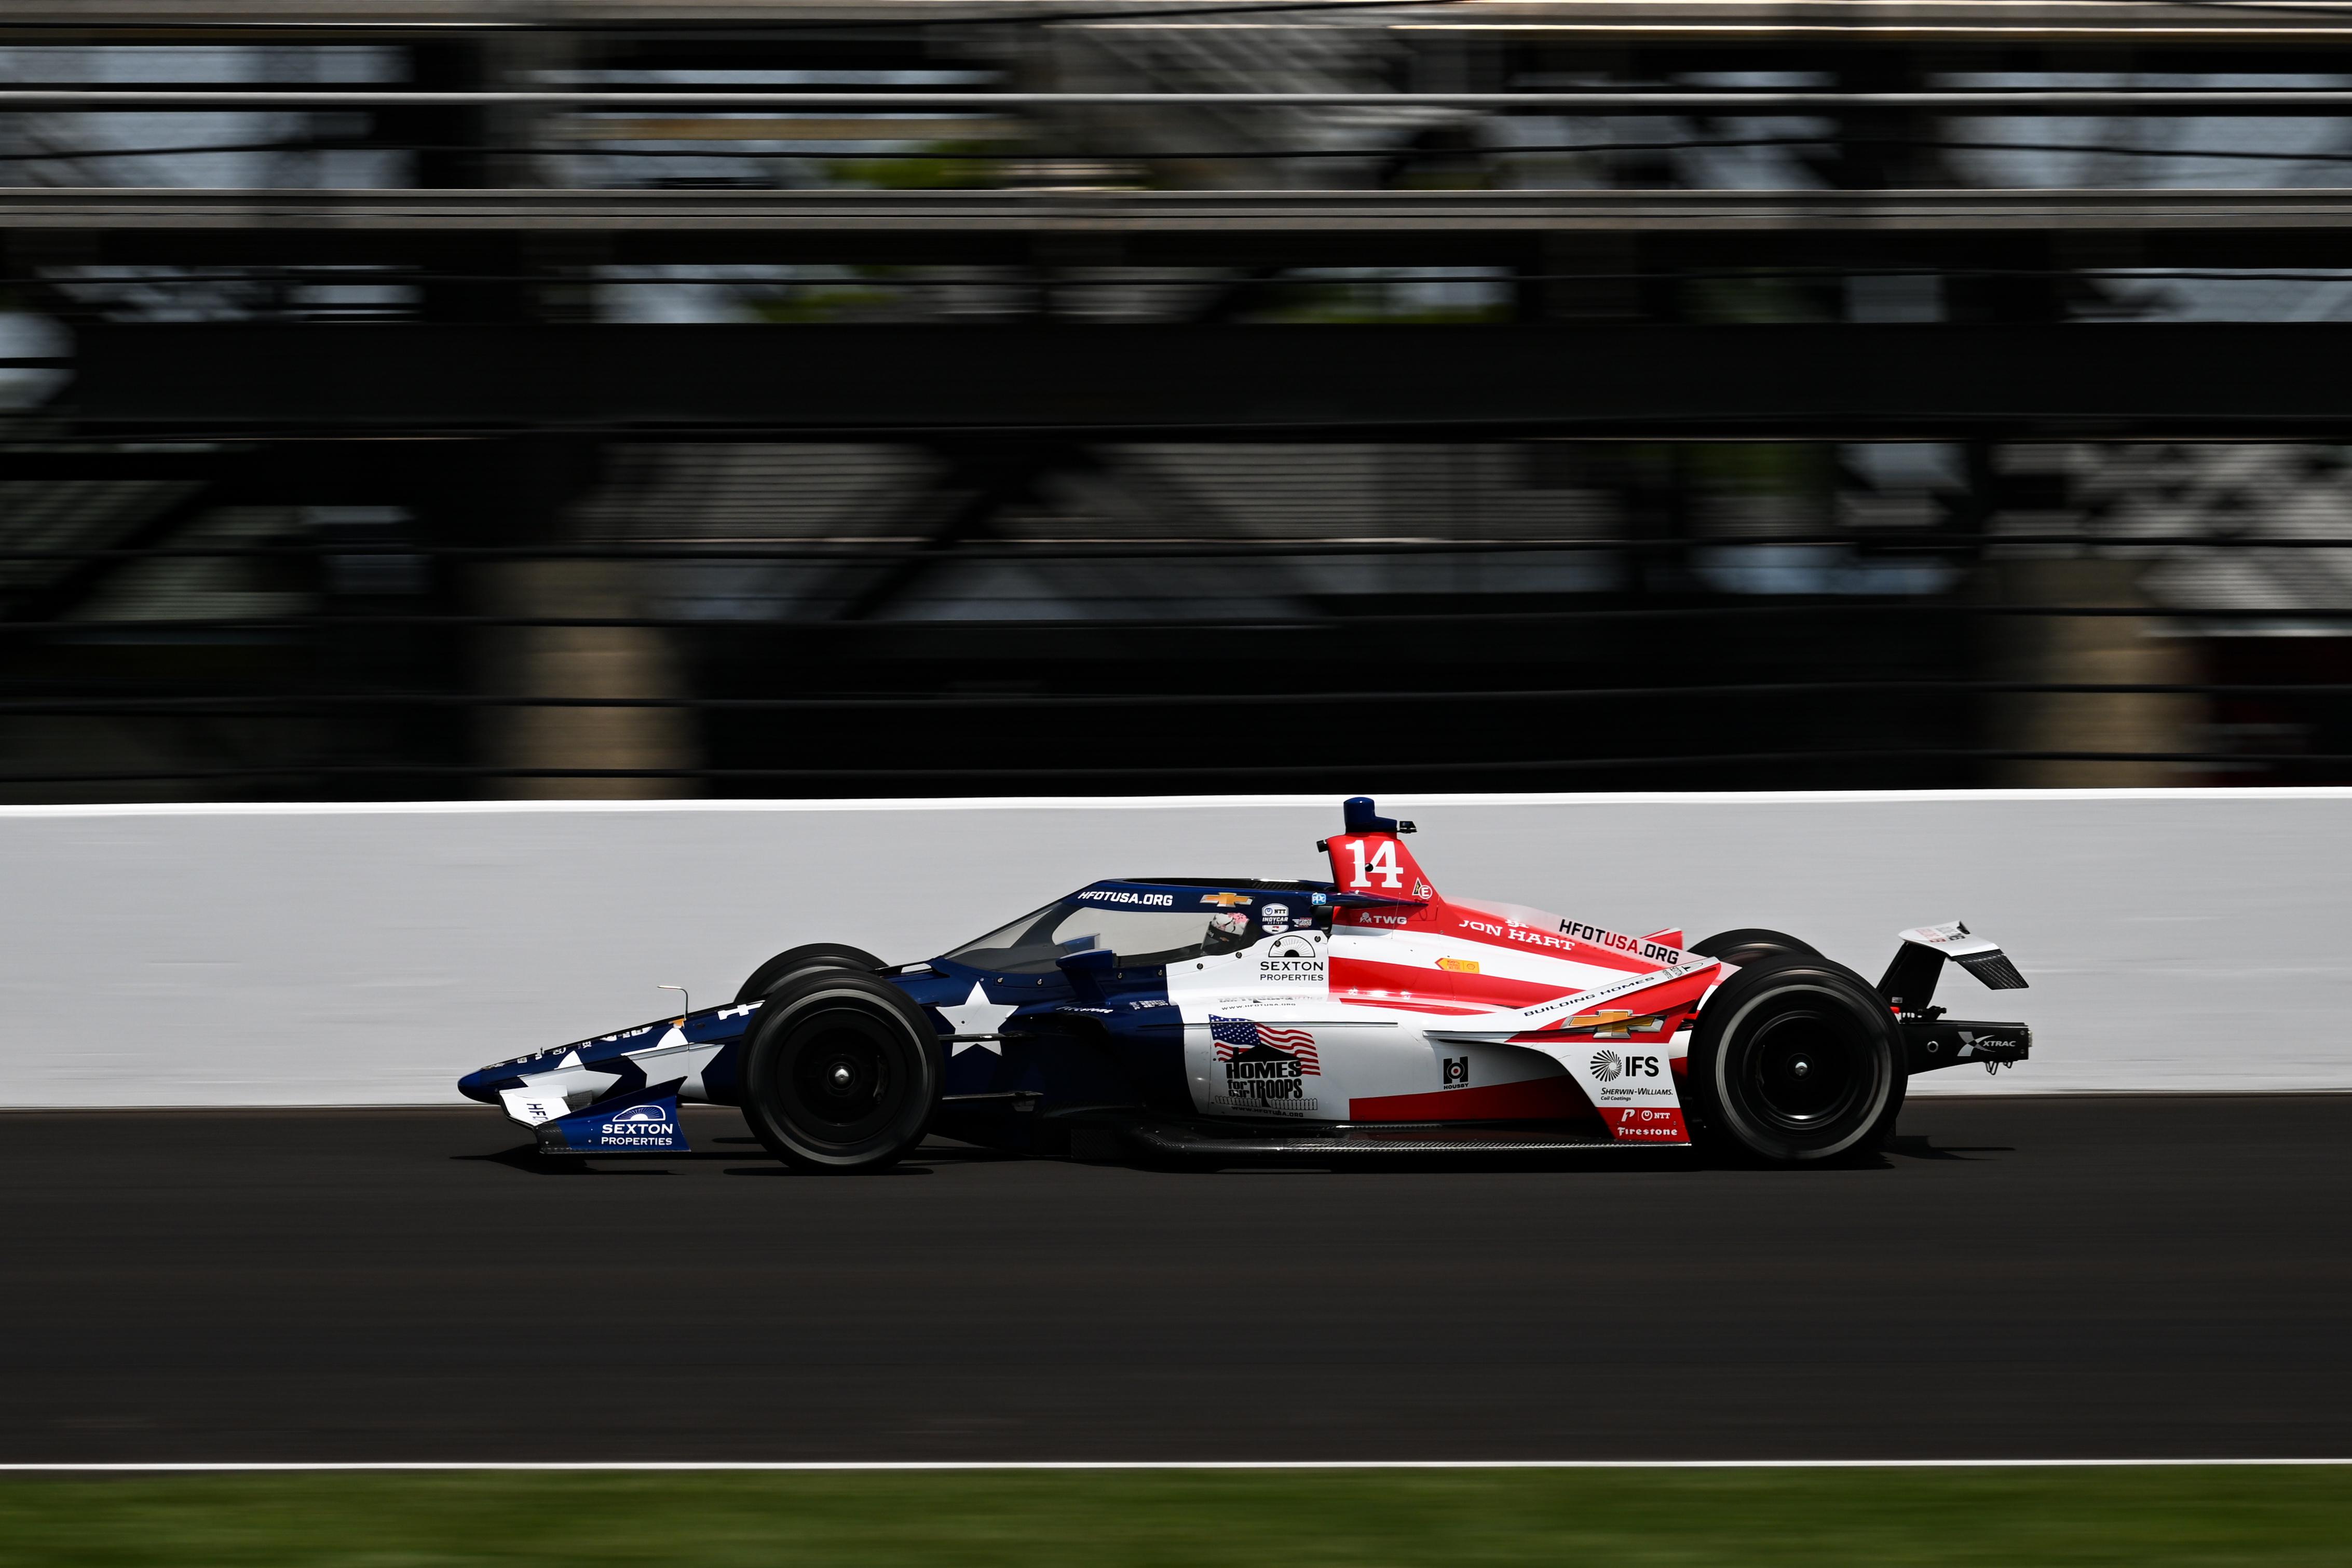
(7, 787, 2352, 819)
(0, 1458, 2346, 1474)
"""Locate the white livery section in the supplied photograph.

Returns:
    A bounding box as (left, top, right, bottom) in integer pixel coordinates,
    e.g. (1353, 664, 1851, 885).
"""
(1164, 919, 1704, 1131)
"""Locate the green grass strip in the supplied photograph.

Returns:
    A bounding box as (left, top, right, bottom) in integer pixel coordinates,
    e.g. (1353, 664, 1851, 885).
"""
(0, 1466, 2346, 1567)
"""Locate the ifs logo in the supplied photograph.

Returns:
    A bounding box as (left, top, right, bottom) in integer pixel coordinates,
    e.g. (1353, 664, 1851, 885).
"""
(1590, 1050, 1662, 1083)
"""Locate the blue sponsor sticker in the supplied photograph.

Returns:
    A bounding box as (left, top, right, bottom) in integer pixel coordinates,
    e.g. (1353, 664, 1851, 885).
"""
(540, 1094, 686, 1154)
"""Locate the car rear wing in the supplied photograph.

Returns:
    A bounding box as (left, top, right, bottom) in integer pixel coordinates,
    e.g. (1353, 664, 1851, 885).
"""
(1877, 920, 2027, 1014)
(1878, 922, 2033, 1078)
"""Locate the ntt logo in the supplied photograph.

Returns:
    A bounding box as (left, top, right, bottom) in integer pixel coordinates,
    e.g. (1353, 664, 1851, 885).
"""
(1590, 1049, 1623, 1082)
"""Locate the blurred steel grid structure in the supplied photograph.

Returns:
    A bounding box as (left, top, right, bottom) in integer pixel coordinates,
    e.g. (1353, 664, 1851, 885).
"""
(7, 3, 2352, 798)
(28, 89, 2352, 109)
(24, 185, 2352, 230)
(1, 429, 2346, 795)
(14, 0, 2352, 36)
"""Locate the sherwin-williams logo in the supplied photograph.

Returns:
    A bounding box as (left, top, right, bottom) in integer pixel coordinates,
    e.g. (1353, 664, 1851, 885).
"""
(1590, 1049, 1623, 1082)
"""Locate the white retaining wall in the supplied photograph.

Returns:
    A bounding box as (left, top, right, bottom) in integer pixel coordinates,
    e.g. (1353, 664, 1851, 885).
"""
(1, 790, 2344, 1106)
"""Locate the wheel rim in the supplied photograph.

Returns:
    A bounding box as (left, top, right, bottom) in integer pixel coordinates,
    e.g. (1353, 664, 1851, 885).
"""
(780, 1009, 905, 1144)
(1739, 1004, 1868, 1133)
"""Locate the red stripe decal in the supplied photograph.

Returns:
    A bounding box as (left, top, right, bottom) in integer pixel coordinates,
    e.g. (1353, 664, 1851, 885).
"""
(1349, 1074, 1597, 1123)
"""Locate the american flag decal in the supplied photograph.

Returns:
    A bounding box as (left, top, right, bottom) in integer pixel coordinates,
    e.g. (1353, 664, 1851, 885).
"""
(1208, 1016, 1320, 1073)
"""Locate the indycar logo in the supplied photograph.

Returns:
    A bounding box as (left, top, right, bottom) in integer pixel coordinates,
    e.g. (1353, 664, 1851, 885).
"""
(1261, 903, 1293, 934)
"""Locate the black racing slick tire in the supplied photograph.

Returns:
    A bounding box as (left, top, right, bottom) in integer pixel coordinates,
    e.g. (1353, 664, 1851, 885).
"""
(1692, 928, 1820, 970)
(735, 942, 886, 1005)
(1688, 952, 1902, 1165)
(741, 970, 943, 1174)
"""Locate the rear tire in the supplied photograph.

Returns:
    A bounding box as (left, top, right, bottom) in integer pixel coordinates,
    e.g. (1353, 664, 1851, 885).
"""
(1688, 952, 1900, 1165)
(740, 970, 942, 1174)
(1692, 928, 1819, 970)
(735, 942, 885, 1005)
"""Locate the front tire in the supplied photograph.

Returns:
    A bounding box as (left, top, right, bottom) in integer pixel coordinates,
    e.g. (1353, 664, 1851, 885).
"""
(741, 970, 942, 1174)
(1688, 952, 1901, 1164)
(735, 942, 885, 1005)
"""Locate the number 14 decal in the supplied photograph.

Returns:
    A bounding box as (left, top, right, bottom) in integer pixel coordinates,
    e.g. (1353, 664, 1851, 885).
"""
(1348, 838, 1404, 890)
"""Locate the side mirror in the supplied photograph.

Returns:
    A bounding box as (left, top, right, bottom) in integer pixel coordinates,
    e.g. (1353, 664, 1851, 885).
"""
(1054, 945, 1118, 1003)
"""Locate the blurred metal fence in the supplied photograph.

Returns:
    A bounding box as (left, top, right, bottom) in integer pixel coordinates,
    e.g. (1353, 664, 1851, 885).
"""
(6, 434, 2348, 798)
(12, 4, 2352, 797)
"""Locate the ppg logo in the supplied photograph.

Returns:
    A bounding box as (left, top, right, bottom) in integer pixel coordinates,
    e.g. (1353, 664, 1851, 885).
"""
(1442, 1056, 1470, 1086)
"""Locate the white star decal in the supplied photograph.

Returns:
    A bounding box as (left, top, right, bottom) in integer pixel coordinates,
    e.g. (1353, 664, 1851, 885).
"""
(939, 983, 1019, 1055)
(622, 1025, 723, 1097)
(497, 1048, 620, 1126)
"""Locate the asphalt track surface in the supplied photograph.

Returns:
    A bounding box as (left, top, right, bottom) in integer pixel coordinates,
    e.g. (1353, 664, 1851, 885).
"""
(4, 1096, 2348, 1463)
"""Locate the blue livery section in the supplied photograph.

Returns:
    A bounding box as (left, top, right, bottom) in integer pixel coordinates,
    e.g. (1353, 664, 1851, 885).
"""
(460, 871, 1346, 1157)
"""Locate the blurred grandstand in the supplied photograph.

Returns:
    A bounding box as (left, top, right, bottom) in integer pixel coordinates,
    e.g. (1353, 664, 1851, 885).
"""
(7, 0, 2352, 797)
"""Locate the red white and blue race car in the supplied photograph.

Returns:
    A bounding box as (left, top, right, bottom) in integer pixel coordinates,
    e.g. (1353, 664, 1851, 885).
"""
(460, 797, 2031, 1171)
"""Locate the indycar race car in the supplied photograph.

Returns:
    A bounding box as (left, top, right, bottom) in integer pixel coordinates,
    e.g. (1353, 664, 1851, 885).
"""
(459, 797, 2032, 1171)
